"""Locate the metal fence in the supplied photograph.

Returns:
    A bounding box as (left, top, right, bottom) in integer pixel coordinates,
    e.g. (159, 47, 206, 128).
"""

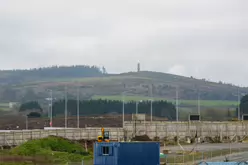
(162, 148, 248, 164)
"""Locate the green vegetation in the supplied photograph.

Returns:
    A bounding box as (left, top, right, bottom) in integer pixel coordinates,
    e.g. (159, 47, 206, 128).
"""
(0, 103, 10, 111)
(0, 66, 246, 114)
(240, 94, 248, 119)
(1, 136, 92, 164)
(93, 95, 238, 107)
(19, 101, 42, 112)
(51, 99, 175, 119)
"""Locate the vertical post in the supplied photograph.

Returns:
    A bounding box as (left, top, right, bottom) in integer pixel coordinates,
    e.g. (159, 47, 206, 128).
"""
(238, 87, 240, 120)
(197, 89, 201, 116)
(77, 85, 80, 128)
(65, 86, 67, 128)
(50, 90, 53, 127)
(136, 101, 138, 115)
(150, 100, 153, 122)
(150, 84, 153, 122)
(122, 94, 125, 128)
(176, 86, 179, 122)
(26, 115, 28, 130)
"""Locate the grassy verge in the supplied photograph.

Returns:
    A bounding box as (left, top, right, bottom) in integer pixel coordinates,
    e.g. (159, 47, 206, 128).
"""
(0, 136, 92, 165)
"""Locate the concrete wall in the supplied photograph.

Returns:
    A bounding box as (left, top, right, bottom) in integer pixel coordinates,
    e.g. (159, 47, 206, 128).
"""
(124, 121, 248, 139)
(1, 121, 248, 146)
(0, 127, 124, 146)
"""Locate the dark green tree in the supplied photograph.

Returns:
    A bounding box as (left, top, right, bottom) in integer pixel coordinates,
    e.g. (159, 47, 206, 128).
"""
(239, 94, 248, 118)
(52, 99, 176, 120)
(19, 101, 43, 112)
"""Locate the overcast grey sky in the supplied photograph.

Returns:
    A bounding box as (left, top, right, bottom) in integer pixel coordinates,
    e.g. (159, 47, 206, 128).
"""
(0, 0, 247, 85)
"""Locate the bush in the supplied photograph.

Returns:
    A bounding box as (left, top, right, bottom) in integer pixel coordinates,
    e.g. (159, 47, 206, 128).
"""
(27, 112, 41, 118)
(10, 136, 90, 163)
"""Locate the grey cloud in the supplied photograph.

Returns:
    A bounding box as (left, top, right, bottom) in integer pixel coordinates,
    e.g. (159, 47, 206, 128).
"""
(0, 0, 247, 85)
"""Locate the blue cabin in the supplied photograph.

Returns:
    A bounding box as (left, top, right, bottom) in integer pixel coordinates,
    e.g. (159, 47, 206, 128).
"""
(93, 142, 160, 165)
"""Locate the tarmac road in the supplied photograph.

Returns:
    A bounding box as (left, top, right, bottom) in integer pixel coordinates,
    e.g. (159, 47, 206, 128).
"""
(195, 151, 248, 162)
(162, 143, 248, 152)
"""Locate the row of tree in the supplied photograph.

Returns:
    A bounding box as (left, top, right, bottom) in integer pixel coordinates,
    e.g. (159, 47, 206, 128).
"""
(19, 99, 176, 120)
(238, 94, 248, 119)
(0, 65, 106, 85)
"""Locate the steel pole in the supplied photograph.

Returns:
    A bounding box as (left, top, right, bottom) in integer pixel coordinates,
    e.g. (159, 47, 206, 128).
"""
(176, 86, 179, 122)
(136, 102, 138, 115)
(65, 86, 67, 128)
(238, 87, 240, 120)
(197, 90, 200, 116)
(26, 115, 28, 130)
(77, 85, 80, 128)
(50, 90, 53, 127)
(122, 94, 125, 127)
(150, 100, 153, 122)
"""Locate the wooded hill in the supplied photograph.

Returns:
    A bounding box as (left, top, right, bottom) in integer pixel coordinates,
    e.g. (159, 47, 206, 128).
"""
(0, 65, 246, 105)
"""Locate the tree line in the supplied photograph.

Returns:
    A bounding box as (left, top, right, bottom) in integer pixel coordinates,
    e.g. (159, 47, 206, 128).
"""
(0, 65, 106, 85)
(19, 99, 176, 120)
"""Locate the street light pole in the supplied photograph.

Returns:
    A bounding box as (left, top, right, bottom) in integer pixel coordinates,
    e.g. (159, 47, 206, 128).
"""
(136, 101, 138, 115)
(150, 99, 153, 122)
(26, 115, 28, 130)
(65, 86, 67, 128)
(238, 87, 240, 120)
(77, 85, 80, 128)
(176, 86, 179, 122)
(50, 90, 53, 127)
(122, 94, 125, 127)
(197, 90, 201, 116)
(150, 84, 153, 122)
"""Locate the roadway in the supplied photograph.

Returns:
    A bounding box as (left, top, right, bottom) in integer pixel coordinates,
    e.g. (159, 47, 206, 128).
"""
(162, 143, 248, 152)
(196, 151, 248, 163)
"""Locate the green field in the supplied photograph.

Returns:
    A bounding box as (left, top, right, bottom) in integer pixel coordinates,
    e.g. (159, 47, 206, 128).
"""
(93, 95, 238, 107)
(0, 103, 10, 111)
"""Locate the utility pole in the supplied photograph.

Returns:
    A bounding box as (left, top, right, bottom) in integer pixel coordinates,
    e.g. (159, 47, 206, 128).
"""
(150, 84, 153, 122)
(26, 115, 28, 130)
(238, 87, 240, 120)
(77, 85, 80, 128)
(197, 90, 201, 116)
(136, 101, 138, 115)
(150, 100, 153, 122)
(176, 86, 179, 122)
(65, 86, 67, 128)
(50, 90, 53, 127)
(122, 94, 125, 127)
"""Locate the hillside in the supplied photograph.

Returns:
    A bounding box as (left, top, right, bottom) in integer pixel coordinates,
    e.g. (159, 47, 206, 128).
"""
(0, 66, 246, 113)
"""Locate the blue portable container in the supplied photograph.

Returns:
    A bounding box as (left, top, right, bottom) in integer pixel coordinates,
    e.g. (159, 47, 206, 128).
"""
(93, 142, 160, 165)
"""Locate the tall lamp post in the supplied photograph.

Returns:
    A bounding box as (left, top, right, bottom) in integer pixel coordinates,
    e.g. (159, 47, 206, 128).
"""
(176, 86, 179, 122)
(148, 99, 153, 122)
(77, 85, 80, 128)
(65, 86, 68, 128)
(121, 90, 133, 127)
(49, 90, 53, 127)
(237, 87, 240, 120)
(136, 100, 143, 115)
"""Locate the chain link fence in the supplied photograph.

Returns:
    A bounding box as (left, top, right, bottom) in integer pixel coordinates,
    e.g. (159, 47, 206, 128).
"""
(161, 148, 248, 164)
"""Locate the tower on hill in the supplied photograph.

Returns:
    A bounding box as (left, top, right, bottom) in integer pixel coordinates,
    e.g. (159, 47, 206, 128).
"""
(137, 62, 140, 72)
